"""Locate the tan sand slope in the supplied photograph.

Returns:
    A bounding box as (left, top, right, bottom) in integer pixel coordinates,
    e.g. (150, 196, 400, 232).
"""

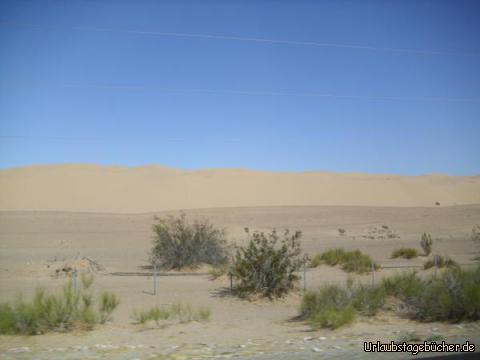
(0, 164, 479, 212)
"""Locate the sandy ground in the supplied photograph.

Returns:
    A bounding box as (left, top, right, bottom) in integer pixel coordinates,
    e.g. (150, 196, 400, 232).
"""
(1, 164, 480, 212)
(1, 205, 480, 359)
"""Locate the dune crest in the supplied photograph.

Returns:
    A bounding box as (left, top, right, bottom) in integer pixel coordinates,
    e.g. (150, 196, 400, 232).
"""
(0, 164, 479, 213)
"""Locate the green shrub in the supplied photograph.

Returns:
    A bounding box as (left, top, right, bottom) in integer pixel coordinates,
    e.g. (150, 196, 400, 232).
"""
(391, 248, 418, 259)
(232, 228, 303, 299)
(151, 213, 228, 270)
(80, 274, 95, 290)
(98, 292, 120, 324)
(300, 282, 384, 329)
(208, 263, 229, 279)
(0, 279, 119, 335)
(472, 225, 480, 243)
(308, 305, 355, 329)
(301, 265, 480, 329)
(131, 303, 211, 326)
(309, 253, 322, 268)
(351, 283, 386, 316)
(312, 248, 378, 273)
(381, 271, 423, 299)
(424, 255, 458, 270)
(413, 266, 480, 322)
(420, 233, 433, 256)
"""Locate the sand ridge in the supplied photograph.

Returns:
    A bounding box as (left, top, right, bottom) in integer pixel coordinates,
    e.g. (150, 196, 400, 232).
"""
(0, 164, 479, 213)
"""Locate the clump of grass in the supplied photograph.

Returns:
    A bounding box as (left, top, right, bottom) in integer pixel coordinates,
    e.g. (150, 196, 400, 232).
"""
(80, 273, 95, 289)
(398, 331, 421, 343)
(98, 292, 120, 324)
(0, 279, 120, 335)
(391, 248, 418, 259)
(208, 263, 229, 280)
(151, 213, 228, 270)
(412, 265, 480, 322)
(423, 255, 457, 270)
(131, 303, 211, 326)
(420, 233, 433, 256)
(310, 248, 379, 273)
(381, 271, 423, 299)
(300, 281, 385, 329)
(301, 264, 480, 329)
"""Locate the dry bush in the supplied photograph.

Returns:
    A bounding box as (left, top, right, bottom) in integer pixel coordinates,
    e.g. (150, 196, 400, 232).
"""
(151, 213, 228, 270)
(420, 233, 433, 256)
(232, 228, 303, 299)
(391, 248, 418, 259)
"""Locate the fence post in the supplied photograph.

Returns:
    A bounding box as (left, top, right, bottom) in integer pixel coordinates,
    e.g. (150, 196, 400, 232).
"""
(72, 268, 78, 294)
(371, 262, 375, 287)
(153, 264, 157, 295)
(303, 255, 307, 293)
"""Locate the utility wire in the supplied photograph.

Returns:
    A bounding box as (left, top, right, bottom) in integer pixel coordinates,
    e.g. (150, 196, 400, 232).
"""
(1, 21, 479, 57)
(3, 81, 480, 103)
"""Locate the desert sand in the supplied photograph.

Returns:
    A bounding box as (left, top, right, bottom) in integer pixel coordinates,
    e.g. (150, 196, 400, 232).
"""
(1, 164, 479, 212)
(1, 165, 480, 359)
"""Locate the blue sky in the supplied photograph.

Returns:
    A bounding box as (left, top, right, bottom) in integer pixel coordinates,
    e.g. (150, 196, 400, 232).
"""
(0, 0, 479, 175)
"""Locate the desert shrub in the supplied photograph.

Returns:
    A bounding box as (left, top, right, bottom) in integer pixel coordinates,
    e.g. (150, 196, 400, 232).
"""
(208, 263, 229, 279)
(300, 281, 385, 329)
(308, 305, 355, 329)
(350, 283, 386, 316)
(0, 279, 119, 335)
(338, 228, 346, 236)
(300, 285, 354, 329)
(420, 233, 433, 256)
(398, 331, 421, 342)
(151, 213, 228, 270)
(309, 253, 322, 268)
(232, 228, 303, 299)
(391, 248, 418, 259)
(80, 273, 95, 289)
(381, 271, 423, 299)
(301, 265, 480, 329)
(412, 265, 480, 322)
(131, 303, 211, 326)
(423, 255, 458, 270)
(98, 292, 120, 324)
(312, 248, 379, 273)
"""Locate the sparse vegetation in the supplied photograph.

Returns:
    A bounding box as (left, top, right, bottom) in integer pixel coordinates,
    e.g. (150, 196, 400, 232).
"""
(300, 280, 385, 329)
(423, 255, 457, 270)
(151, 213, 228, 270)
(208, 263, 230, 279)
(420, 232, 433, 256)
(0, 278, 119, 335)
(398, 331, 421, 343)
(301, 265, 480, 329)
(231, 228, 303, 299)
(391, 248, 418, 259)
(131, 303, 211, 326)
(310, 248, 379, 273)
(338, 228, 346, 236)
(98, 291, 120, 324)
(362, 225, 399, 240)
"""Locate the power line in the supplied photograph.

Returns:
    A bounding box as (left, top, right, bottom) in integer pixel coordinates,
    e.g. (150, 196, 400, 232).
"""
(1, 21, 479, 57)
(3, 81, 480, 103)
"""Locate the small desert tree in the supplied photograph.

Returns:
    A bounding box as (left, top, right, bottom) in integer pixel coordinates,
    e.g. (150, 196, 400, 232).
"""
(151, 213, 228, 270)
(472, 225, 480, 256)
(420, 232, 433, 256)
(472, 225, 480, 244)
(232, 228, 303, 299)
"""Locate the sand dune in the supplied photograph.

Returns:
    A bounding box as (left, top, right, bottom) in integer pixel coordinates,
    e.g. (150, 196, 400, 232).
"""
(0, 164, 479, 212)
